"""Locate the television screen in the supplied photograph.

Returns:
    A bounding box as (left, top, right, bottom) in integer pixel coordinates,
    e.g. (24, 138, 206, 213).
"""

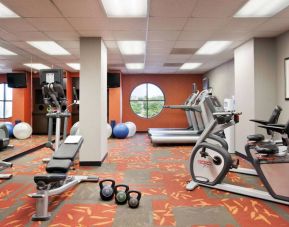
(40, 69, 63, 85)
(107, 72, 120, 88)
(7, 73, 27, 88)
(203, 77, 209, 90)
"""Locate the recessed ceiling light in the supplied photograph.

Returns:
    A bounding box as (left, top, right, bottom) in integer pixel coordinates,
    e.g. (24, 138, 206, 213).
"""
(27, 41, 70, 55)
(196, 41, 231, 55)
(101, 0, 147, 17)
(0, 3, 19, 18)
(23, 63, 50, 70)
(0, 46, 17, 55)
(117, 41, 146, 55)
(180, 63, 202, 70)
(67, 63, 80, 70)
(126, 63, 144, 70)
(235, 0, 289, 17)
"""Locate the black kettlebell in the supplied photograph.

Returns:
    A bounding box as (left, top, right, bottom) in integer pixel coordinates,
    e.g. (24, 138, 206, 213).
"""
(127, 190, 142, 208)
(99, 179, 115, 201)
(114, 184, 129, 205)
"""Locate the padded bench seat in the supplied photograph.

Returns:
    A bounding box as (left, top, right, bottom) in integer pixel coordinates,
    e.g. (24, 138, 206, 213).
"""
(46, 159, 72, 173)
(255, 144, 279, 154)
(34, 174, 67, 184)
(247, 134, 265, 142)
(53, 136, 84, 160)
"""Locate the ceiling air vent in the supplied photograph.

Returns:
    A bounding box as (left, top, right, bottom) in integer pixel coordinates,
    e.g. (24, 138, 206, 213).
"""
(170, 48, 197, 55)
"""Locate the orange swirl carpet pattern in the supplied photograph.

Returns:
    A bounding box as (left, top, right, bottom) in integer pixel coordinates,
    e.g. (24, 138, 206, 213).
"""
(0, 134, 289, 226)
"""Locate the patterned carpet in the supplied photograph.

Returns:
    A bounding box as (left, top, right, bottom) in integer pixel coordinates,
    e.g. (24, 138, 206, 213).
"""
(0, 133, 288, 227)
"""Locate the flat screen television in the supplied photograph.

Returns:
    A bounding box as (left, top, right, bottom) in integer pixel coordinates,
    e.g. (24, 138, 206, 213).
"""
(202, 77, 209, 90)
(7, 72, 27, 88)
(107, 72, 120, 88)
(40, 69, 63, 85)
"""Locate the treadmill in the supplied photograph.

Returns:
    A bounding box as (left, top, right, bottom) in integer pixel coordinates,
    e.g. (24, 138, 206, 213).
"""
(149, 89, 210, 136)
(148, 83, 199, 135)
(150, 94, 224, 144)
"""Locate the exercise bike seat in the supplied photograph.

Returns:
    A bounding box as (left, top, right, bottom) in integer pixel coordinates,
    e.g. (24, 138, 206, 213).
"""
(255, 144, 279, 154)
(34, 174, 66, 185)
(247, 134, 265, 142)
(46, 159, 72, 173)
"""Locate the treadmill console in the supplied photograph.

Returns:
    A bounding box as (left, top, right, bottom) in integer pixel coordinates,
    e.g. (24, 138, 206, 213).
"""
(207, 96, 224, 113)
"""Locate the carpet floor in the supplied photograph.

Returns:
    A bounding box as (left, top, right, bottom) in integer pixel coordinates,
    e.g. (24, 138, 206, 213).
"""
(0, 133, 288, 227)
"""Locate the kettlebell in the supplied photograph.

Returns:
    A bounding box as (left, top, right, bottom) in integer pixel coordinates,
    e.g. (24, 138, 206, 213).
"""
(99, 179, 115, 201)
(127, 190, 142, 208)
(114, 184, 129, 205)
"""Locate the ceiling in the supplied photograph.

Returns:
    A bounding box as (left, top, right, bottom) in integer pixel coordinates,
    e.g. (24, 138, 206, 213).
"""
(0, 0, 289, 74)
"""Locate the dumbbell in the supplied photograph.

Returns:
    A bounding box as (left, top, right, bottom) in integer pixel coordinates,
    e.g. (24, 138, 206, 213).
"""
(99, 179, 115, 201)
(114, 184, 129, 205)
(127, 190, 142, 208)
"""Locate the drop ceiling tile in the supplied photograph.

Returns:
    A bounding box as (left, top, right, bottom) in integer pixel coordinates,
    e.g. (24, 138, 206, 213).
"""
(148, 30, 180, 41)
(1, 0, 62, 17)
(53, 0, 105, 18)
(150, 0, 197, 17)
(45, 32, 79, 41)
(178, 30, 213, 41)
(147, 48, 171, 55)
(11, 31, 49, 41)
(174, 40, 205, 48)
(0, 19, 37, 32)
(224, 18, 267, 32)
(256, 18, 289, 32)
(78, 30, 114, 40)
(0, 29, 19, 41)
(166, 55, 190, 62)
(192, 0, 246, 17)
(275, 6, 289, 18)
(108, 18, 146, 31)
(113, 30, 146, 41)
(147, 41, 175, 49)
(210, 30, 250, 41)
(149, 17, 187, 30)
(68, 18, 109, 30)
(184, 18, 228, 31)
(251, 31, 281, 38)
(123, 55, 145, 63)
(26, 18, 74, 32)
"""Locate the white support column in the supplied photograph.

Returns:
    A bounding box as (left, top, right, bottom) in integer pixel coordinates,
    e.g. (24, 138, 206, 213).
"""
(79, 37, 107, 165)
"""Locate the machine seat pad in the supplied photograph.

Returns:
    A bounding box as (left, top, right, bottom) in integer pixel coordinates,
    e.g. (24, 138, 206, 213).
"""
(255, 144, 279, 154)
(46, 159, 72, 173)
(247, 134, 265, 142)
(34, 174, 66, 184)
(53, 137, 84, 160)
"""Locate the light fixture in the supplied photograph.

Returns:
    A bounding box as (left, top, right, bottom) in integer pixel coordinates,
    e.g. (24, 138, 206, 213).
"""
(101, 0, 147, 17)
(117, 41, 146, 55)
(126, 63, 144, 70)
(180, 63, 202, 70)
(27, 41, 70, 55)
(0, 3, 19, 18)
(0, 46, 17, 55)
(234, 0, 289, 17)
(196, 41, 231, 55)
(67, 63, 80, 70)
(23, 63, 50, 70)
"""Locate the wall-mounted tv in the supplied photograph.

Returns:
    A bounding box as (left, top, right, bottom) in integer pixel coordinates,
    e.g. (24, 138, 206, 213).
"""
(7, 72, 27, 88)
(202, 77, 209, 90)
(107, 72, 120, 88)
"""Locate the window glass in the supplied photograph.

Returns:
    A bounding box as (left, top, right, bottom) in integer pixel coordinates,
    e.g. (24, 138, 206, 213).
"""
(130, 83, 164, 118)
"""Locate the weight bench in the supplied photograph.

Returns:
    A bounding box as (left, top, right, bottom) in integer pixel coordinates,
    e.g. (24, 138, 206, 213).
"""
(28, 135, 99, 221)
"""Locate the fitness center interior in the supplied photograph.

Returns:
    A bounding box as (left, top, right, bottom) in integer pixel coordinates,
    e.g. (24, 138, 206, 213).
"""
(0, 0, 289, 226)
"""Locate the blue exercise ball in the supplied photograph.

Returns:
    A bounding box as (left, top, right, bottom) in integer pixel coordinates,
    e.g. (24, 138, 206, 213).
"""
(113, 123, 129, 139)
(4, 122, 14, 137)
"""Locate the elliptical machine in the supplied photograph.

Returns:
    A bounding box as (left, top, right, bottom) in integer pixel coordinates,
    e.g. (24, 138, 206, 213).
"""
(186, 110, 289, 205)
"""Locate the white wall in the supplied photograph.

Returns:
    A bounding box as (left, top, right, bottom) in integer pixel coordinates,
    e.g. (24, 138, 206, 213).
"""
(204, 60, 235, 102)
(276, 31, 289, 123)
(234, 39, 256, 152)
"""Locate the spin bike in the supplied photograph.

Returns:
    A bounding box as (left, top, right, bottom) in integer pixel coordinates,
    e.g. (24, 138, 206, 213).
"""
(186, 111, 289, 205)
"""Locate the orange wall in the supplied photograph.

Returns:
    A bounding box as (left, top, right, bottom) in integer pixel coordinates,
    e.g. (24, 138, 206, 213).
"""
(122, 74, 203, 131)
(0, 73, 32, 125)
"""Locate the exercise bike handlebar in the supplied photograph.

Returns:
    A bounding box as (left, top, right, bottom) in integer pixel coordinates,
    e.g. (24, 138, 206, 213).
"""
(163, 105, 201, 112)
(213, 111, 242, 116)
